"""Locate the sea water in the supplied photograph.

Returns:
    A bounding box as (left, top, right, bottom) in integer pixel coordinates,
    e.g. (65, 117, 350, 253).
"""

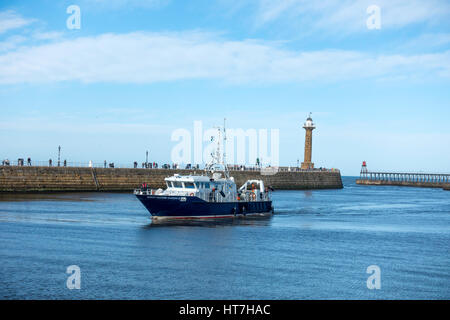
(0, 177, 448, 299)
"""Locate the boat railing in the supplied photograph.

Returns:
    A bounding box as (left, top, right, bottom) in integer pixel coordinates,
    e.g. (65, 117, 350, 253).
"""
(204, 191, 233, 203)
(134, 189, 230, 202)
(134, 188, 270, 202)
(134, 188, 171, 196)
(238, 191, 271, 202)
(134, 189, 156, 195)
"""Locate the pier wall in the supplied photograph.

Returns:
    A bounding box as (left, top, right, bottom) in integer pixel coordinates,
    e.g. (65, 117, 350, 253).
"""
(0, 166, 343, 193)
(356, 179, 449, 189)
(356, 168, 450, 190)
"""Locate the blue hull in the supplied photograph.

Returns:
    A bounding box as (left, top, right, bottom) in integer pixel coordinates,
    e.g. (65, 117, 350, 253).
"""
(135, 194, 273, 219)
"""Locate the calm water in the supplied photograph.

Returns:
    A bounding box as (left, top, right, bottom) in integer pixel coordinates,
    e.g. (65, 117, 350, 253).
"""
(0, 177, 449, 299)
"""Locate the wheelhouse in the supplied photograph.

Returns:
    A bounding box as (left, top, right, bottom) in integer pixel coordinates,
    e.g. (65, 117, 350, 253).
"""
(165, 174, 211, 192)
(160, 174, 238, 202)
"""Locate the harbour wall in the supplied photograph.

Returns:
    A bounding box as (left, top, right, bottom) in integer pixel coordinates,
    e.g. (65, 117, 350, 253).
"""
(0, 166, 343, 193)
(356, 179, 450, 189)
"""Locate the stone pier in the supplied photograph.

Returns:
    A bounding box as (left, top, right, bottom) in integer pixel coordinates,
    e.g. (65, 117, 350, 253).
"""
(0, 166, 343, 193)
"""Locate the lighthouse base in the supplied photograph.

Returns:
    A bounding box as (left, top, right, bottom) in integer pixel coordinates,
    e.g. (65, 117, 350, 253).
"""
(301, 162, 314, 170)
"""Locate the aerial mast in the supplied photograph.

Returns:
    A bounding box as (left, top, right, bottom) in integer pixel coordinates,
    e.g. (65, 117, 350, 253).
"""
(223, 118, 229, 178)
(203, 119, 230, 179)
(223, 118, 227, 167)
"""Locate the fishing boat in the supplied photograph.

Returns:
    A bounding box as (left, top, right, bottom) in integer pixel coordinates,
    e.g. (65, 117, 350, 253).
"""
(134, 123, 274, 220)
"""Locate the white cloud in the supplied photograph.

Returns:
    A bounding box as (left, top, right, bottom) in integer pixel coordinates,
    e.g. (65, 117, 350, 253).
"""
(32, 31, 64, 41)
(251, 0, 450, 33)
(0, 116, 170, 134)
(400, 33, 450, 51)
(0, 10, 34, 34)
(86, 0, 170, 9)
(0, 32, 65, 53)
(0, 35, 27, 52)
(0, 31, 449, 85)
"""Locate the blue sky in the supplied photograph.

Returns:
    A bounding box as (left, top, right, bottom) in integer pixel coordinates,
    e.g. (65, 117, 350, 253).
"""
(1, 0, 449, 175)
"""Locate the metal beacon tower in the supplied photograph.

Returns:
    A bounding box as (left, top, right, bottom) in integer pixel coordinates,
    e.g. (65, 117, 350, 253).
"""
(301, 113, 316, 170)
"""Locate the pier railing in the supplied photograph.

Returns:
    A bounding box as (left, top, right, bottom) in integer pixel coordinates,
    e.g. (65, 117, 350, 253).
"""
(360, 171, 450, 184)
(1, 159, 338, 173)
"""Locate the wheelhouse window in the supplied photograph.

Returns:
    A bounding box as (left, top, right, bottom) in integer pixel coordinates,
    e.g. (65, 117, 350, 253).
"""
(173, 181, 183, 188)
(204, 183, 210, 189)
(184, 182, 195, 189)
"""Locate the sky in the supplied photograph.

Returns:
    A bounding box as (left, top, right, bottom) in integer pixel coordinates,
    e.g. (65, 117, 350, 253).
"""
(0, 0, 449, 175)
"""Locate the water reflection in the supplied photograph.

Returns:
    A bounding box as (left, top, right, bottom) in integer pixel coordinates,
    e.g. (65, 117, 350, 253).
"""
(0, 192, 98, 202)
(303, 191, 313, 198)
(143, 215, 273, 228)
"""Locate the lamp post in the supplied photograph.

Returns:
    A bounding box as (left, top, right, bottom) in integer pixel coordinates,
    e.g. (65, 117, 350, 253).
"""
(58, 145, 61, 167)
(146, 150, 149, 168)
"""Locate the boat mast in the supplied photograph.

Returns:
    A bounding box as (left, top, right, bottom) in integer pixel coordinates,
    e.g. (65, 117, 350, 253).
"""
(204, 119, 230, 179)
(223, 118, 229, 179)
